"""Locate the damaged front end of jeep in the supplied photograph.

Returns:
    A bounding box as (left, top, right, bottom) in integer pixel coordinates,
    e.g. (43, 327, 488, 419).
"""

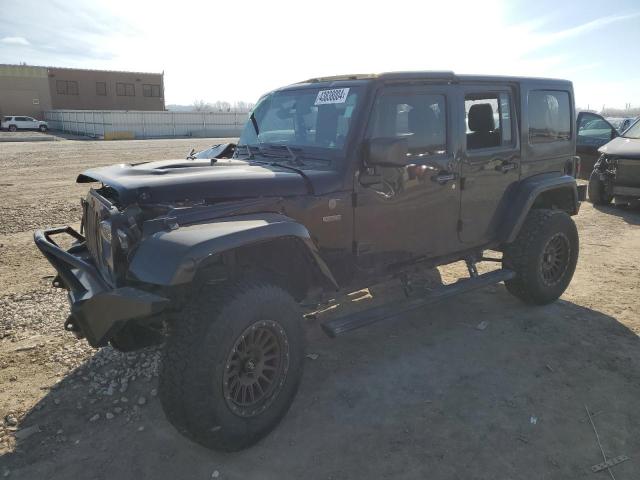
(34, 185, 175, 350)
(34, 156, 338, 351)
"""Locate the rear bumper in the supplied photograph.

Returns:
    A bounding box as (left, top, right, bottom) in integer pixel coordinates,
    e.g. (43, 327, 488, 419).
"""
(34, 227, 169, 347)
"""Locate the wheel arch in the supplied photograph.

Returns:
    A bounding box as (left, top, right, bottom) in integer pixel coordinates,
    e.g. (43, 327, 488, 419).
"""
(128, 213, 339, 298)
(500, 174, 580, 244)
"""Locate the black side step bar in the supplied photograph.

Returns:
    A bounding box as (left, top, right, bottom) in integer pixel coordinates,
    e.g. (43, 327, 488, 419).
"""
(321, 268, 515, 338)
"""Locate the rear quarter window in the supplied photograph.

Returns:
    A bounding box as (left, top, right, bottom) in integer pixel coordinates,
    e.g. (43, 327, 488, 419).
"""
(528, 90, 571, 144)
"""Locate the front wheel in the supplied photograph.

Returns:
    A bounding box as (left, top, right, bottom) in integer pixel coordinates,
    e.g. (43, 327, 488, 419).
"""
(39, 125, 48, 132)
(503, 209, 578, 305)
(159, 281, 305, 451)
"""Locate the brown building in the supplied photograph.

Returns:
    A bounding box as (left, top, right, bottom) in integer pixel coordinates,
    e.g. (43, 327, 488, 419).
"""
(0, 65, 52, 118)
(0, 64, 165, 118)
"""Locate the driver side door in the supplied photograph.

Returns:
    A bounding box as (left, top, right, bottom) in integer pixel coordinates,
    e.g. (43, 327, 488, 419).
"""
(354, 85, 462, 270)
(26, 117, 39, 129)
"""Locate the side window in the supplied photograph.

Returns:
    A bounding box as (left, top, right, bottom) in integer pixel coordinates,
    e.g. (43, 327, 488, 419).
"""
(368, 92, 447, 158)
(56, 80, 79, 95)
(96, 82, 107, 96)
(528, 90, 570, 143)
(67, 81, 78, 95)
(465, 92, 513, 150)
(143, 84, 162, 97)
(116, 83, 135, 96)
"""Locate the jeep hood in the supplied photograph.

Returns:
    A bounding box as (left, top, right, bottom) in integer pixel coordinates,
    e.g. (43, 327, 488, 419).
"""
(77, 158, 341, 206)
(598, 136, 640, 159)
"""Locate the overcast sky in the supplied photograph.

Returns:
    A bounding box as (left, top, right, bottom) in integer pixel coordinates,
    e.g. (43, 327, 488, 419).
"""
(1, 0, 638, 108)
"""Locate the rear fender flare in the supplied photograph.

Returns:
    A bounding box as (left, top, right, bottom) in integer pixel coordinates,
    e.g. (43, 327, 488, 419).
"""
(500, 174, 579, 244)
(128, 213, 338, 289)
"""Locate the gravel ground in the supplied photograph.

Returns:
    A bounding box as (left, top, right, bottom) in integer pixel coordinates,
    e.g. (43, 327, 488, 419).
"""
(0, 138, 639, 479)
(0, 131, 58, 143)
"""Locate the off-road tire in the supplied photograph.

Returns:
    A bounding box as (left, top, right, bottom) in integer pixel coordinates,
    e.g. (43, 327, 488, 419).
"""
(588, 171, 612, 205)
(8, 125, 17, 132)
(39, 125, 48, 132)
(503, 209, 578, 305)
(159, 281, 305, 451)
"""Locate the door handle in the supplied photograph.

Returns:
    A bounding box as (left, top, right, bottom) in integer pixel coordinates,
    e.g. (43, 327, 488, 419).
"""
(495, 161, 517, 173)
(431, 172, 456, 184)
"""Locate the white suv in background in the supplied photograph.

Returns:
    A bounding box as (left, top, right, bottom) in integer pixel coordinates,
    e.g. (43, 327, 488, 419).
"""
(1, 116, 49, 132)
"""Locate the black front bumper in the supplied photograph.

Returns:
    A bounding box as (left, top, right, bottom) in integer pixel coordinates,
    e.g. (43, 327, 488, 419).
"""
(34, 226, 169, 347)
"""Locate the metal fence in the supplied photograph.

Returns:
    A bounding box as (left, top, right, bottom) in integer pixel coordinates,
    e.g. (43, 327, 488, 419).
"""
(43, 110, 249, 139)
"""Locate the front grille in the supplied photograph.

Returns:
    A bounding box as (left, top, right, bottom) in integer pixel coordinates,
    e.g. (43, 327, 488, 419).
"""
(84, 199, 102, 265)
(82, 192, 113, 283)
(616, 159, 640, 187)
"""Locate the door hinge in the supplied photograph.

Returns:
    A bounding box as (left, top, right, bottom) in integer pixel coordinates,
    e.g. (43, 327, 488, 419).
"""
(352, 240, 358, 255)
(459, 177, 466, 190)
(457, 219, 463, 232)
(351, 192, 358, 207)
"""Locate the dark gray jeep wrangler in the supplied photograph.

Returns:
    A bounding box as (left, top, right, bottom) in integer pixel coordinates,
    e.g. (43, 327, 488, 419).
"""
(35, 71, 586, 451)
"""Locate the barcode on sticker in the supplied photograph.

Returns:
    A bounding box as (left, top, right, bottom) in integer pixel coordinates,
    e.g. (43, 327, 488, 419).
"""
(315, 88, 350, 105)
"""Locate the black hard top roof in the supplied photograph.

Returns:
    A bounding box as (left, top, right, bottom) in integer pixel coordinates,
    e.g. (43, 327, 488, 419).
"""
(294, 71, 571, 87)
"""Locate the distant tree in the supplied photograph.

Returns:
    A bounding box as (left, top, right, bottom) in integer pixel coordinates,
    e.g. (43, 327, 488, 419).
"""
(190, 100, 255, 113)
(233, 101, 254, 112)
(193, 99, 215, 112)
(600, 106, 640, 117)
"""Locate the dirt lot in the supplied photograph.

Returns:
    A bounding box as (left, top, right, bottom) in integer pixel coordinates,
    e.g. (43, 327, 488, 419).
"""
(0, 138, 639, 479)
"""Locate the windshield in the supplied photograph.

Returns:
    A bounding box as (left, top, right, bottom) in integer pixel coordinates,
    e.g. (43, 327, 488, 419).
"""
(238, 86, 361, 150)
(622, 119, 640, 139)
(607, 118, 623, 129)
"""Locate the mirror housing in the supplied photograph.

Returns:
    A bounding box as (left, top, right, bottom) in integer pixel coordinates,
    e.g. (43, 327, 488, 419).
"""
(366, 137, 409, 167)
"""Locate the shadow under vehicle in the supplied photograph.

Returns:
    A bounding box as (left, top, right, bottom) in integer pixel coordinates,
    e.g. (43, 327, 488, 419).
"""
(34, 71, 586, 451)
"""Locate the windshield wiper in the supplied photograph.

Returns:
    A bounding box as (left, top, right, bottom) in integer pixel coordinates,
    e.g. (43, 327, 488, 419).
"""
(259, 144, 306, 166)
(235, 144, 259, 159)
(285, 146, 304, 166)
(265, 161, 314, 194)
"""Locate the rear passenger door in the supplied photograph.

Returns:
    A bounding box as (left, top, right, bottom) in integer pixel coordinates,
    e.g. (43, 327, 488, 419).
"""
(15, 117, 31, 129)
(458, 85, 520, 245)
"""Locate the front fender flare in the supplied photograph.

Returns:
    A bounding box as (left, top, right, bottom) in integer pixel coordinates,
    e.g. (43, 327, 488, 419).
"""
(500, 174, 579, 244)
(128, 213, 338, 289)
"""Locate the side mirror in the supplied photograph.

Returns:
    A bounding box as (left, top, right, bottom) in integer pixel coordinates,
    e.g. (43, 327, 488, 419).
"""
(366, 137, 408, 167)
(611, 129, 618, 140)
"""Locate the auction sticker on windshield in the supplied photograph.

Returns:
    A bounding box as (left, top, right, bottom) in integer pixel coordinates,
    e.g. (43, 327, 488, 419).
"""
(315, 88, 350, 105)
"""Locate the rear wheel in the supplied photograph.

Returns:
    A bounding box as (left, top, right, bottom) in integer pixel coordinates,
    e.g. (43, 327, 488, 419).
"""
(8, 125, 17, 132)
(159, 280, 305, 451)
(588, 171, 612, 205)
(503, 209, 578, 305)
